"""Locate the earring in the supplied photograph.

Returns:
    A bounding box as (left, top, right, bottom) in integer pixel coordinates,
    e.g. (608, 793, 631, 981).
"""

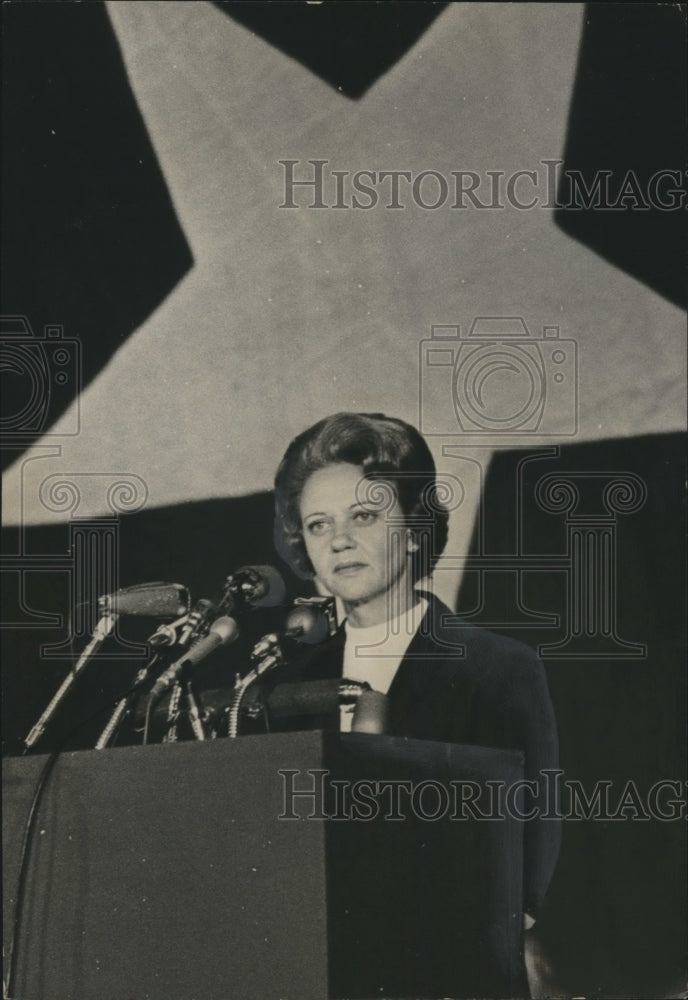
(406, 530, 419, 553)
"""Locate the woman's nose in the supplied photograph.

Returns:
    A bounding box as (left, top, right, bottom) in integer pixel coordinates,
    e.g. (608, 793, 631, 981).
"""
(331, 526, 355, 550)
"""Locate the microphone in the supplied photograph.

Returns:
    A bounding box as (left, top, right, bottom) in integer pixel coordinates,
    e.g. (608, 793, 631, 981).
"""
(148, 598, 219, 648)
(26, 584, 189, 750)
(178, 598, 221, 645)
(265, 679, 386, 731)
(249, 606, 328, 659)
(147, 624, 179, 648)
(98, 582, 189, 619)
(351, 690, 389, 734)
(228, 607, 330, 736)
(149, 616, 239, 700)
(266, 678, 342, 719)
(226, 630, 283, 738)
(223, 565, 286, 611)
(284, 605, 330, 645)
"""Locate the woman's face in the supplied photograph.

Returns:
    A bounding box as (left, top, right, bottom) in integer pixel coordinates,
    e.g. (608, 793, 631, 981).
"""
(298, 462, 417, 625)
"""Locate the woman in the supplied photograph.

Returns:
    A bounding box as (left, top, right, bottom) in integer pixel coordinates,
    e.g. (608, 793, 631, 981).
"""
(271, 411, 560, 993)
(274, 410, 449, 726)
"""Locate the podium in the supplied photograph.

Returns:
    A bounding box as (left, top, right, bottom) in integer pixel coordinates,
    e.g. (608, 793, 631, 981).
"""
(3, 733, 525, 999)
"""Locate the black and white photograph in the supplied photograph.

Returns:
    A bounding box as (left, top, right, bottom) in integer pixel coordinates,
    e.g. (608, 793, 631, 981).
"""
(1, 3, 686, 998)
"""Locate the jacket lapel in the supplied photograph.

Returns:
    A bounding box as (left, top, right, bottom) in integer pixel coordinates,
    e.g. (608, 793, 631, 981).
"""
(386, 596, 448, 733)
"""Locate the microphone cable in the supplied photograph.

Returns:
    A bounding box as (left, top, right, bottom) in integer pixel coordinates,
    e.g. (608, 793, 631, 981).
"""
(3, 667, 160, 1000)
(142, 690, 156, 747)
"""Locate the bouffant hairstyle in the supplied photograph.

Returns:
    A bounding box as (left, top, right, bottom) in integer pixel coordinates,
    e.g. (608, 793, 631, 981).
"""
(273, 412, 449, 581)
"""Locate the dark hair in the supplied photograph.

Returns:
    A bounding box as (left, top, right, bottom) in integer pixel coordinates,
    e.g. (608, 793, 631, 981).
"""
(273, 412, 449, 580)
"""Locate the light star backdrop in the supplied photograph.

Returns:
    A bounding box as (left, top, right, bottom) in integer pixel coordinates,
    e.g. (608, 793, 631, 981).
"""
(3, 3, 684, 619)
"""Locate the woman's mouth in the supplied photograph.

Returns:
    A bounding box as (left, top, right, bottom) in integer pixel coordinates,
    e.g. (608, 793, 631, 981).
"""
(334, 562, 367, 575)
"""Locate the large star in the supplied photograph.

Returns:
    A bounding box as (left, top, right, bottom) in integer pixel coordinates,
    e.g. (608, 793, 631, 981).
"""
(3, 2, 684, 606)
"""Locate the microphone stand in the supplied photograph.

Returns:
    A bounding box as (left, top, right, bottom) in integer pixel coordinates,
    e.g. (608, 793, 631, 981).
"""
(162, 682, 183, 743)
(153, 678, 207, 743)
(94, 653, 162, 750)
(159, 668, 211, 744)
(183, 681, 206, 741)
(94, 610, 192, 750)
(146, 605, 220, 745)
(227, 672, 256, 740)
(227, 635, 283, 738)
(24, 613, 117, 751)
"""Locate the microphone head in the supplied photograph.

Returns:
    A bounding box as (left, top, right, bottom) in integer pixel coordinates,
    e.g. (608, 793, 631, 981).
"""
(98, 582, 190, 618)
(210, 616, 241, 644)
(284, 605, 329, 645)
(176, 615, 240, 671)
(150, 615, 240, 699)
(230, 566, 286, 608)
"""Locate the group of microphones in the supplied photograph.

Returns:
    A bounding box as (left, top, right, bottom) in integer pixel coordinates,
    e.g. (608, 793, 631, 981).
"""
(24, 565, 388, 752)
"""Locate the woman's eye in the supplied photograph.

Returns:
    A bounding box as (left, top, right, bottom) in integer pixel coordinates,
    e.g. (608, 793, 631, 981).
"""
(306, 520, 329, 536)
(353, 509, 377, 524)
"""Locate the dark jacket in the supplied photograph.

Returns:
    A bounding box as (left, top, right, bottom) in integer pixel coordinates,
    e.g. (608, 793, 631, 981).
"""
(261, 592, 561, 918)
